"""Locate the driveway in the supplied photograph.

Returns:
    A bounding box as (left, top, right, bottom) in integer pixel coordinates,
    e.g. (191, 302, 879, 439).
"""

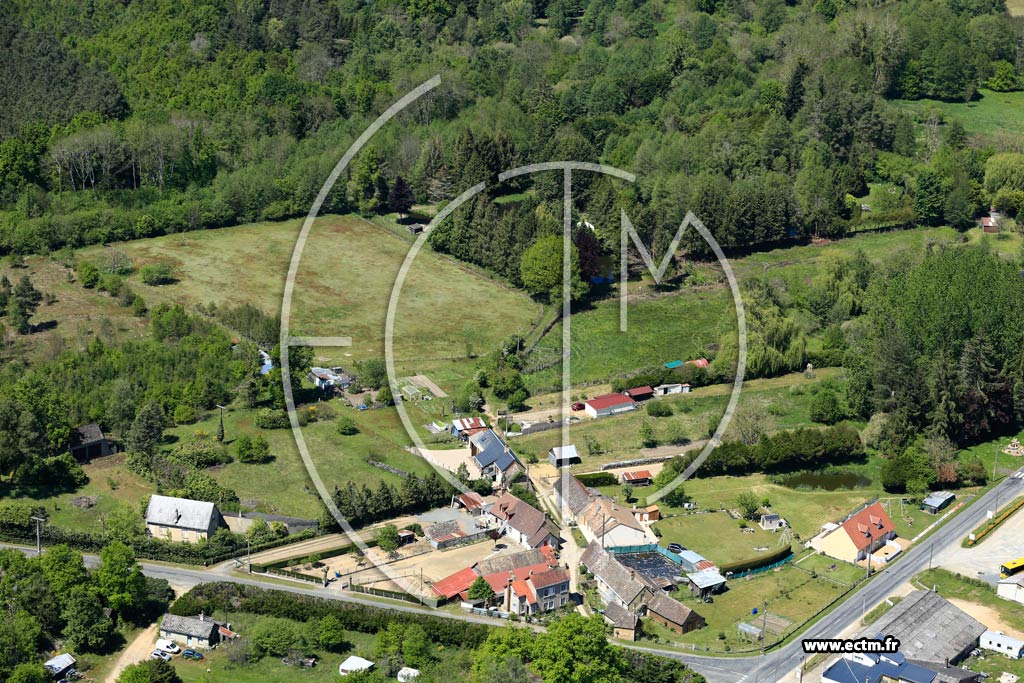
(106, 624, 158, 683)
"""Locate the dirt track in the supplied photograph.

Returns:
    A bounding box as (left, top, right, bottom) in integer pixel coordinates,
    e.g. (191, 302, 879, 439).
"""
(105, 624, 157, 683)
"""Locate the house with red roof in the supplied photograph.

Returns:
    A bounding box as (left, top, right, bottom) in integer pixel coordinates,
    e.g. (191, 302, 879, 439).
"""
(583, 393, 637, 418)
(497, 565, 571, 615)
(809, 501, 898, 564)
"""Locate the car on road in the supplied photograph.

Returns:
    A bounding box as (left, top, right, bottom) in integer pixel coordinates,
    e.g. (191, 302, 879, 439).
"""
(150, 651, 173, 662)
(182, 650, 204, 661)
(155, 639, 181, 654)
(571, 402, 584, 411)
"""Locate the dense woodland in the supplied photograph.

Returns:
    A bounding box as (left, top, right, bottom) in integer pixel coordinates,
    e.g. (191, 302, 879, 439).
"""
(0, 543, 172, 682)
(1, 0, 1024, 278)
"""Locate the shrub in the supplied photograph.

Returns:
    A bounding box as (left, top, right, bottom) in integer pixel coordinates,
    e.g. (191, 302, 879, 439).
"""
(76, 261, 100, 288)
(336, 415, 359, 435)
(140, 262, 175, 285)
(255, 408, 290, 429)
(237, 434, 272, 463)
(646, 401, 673, 417)
(173, 404, 197, 425)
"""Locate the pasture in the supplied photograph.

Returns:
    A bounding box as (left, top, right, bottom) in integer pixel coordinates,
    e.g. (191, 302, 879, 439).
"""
(80, 214, 543, 393)
(893, 89, 1024, 141)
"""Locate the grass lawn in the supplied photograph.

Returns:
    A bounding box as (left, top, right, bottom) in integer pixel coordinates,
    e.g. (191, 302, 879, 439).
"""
(652, 511, 789, 566)
(165, 399, 440, 519)
(893, 89, 1024, 141)
(1010, 0, 1024, 16)
(641, 566, 850, 652)
(795, 551, 866, 588)
(0, 453, 154, 529)
(525, 286, 734, 393)
(513, 369, 840, 468)
(79, 214, 543, 394)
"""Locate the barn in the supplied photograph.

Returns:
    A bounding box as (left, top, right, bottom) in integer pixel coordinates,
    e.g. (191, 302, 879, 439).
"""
(584, 393, 637, 418)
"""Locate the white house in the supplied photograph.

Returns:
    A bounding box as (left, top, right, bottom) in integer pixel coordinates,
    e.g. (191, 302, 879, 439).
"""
(981, 631, 1024, 659)
(653, 383, 683, 396)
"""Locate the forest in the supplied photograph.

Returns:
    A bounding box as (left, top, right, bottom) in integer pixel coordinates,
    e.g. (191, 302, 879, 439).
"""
(1, 0, 1023, 288)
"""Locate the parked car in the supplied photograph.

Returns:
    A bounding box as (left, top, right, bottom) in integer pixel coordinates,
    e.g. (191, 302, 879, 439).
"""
(182, 650, 204, 661)
(571, 402, 585, 411)
(150, 651, 173, 662)
(667, 543, 685, 554)
(155, 639, 181, 654)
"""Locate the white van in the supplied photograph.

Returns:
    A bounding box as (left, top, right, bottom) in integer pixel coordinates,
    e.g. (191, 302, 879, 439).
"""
(155, 639, 181, 654)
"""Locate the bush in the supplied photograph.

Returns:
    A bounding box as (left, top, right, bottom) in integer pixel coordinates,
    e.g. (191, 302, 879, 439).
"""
(255, 409, 290, 429)
(336, 415, 359, 435)
(236, 434, 272, 463)
(76, 261, 100, 288)
(140, 262, 175, 285)
(173, 404, 197, 425)
(646, 401, 673, 417)
(809, 390, 844, 425)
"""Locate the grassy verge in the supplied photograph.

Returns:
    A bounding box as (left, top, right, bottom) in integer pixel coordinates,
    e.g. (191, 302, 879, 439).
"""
(963, 495, 1024, 547)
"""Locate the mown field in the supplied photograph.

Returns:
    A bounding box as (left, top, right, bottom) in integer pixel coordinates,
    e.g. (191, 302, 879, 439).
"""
(513, 368, 843, 468)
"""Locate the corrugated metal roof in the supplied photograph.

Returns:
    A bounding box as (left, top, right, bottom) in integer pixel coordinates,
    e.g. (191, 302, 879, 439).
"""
(146, 495, 218, 531)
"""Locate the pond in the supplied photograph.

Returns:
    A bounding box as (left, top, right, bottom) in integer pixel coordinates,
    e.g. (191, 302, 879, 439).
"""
(778, 471, 872, 491)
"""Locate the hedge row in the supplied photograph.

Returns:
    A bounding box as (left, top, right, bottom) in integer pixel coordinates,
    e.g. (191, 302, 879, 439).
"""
(0, 504, 315, 565)
(170, 582, 492, 648)
(965, 495, 1024, 547)
(575, 472, 619, 487)
(718, 544, 794, 576)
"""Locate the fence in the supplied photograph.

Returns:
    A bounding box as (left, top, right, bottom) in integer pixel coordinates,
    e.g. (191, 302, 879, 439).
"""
(727, 555, 793, 579)
(348, 583, 443, 608)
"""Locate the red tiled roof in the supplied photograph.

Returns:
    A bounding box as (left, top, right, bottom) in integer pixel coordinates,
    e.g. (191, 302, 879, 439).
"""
(510, 579, 536, 604)
(685, 358, 710, 368)
(530, 567, 569, 589)
(694, 559, 716, 571)
(586, 393, 637, 410)
(456, 491, 485, 512)
(623, 470, 653, 482)
(840, 502, 895, 551)
(482, 562, 555, 593)
(432, 567, 479, 599)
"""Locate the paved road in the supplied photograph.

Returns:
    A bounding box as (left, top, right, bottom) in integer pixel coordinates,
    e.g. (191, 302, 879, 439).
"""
(656, 472, 1024, 683)
(7, 472, 1019, 683)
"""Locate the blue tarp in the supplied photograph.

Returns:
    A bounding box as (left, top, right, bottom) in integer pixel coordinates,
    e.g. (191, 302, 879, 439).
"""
(664, 360, 682, 369)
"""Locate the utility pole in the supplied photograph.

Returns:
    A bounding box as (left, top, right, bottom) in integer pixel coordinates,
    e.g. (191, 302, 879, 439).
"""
(30, 516, 45, 556)
(760, 600, 769, 656)
(246, 536, 251, 573)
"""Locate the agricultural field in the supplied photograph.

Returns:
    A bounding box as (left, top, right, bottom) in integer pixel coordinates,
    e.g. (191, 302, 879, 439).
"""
(1010, 0, 1024, 16)
(526, 286, 735, 393)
